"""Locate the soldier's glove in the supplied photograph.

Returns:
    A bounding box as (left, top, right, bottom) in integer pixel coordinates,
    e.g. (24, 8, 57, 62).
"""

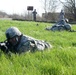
(0, 43, 8, 53)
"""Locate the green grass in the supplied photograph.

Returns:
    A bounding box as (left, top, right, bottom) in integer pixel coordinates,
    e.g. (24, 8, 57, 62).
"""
(0, 20, 76, 75)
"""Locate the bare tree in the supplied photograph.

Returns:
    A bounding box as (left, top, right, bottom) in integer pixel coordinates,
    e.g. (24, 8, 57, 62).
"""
(40, 0, 58, 13)
(40, 0, 48, 13)
(40, 0, 58, 21)
(40, 0, 48, 21)
(48, 0, 59, 12)
(59, 0, 76, 20)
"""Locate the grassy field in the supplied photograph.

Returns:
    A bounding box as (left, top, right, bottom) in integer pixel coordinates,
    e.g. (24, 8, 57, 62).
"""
(0, 20, 76, 75)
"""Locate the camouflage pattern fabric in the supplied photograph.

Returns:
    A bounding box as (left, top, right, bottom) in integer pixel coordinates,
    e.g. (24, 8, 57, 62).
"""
(45, 10, 72, 31)
(12, 35, 52, 53)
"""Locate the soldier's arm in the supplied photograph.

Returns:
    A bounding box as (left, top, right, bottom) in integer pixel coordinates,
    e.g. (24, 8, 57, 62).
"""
(17, 41, 36, 54)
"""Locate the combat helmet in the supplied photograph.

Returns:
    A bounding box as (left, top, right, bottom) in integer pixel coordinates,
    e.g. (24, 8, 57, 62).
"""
(5, 27, 22, 39)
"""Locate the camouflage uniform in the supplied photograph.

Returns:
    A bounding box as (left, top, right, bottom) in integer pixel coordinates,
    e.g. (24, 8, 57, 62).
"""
(46, 10, 72, 31)
(14, 35, 52, 53)
(5, 27, 52, 54)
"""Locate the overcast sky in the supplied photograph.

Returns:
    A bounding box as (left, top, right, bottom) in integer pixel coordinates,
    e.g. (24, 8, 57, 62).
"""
(0, 0, 64, 16)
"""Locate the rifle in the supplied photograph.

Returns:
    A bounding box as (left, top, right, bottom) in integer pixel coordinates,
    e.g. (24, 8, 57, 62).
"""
(0, 41, 9, 53)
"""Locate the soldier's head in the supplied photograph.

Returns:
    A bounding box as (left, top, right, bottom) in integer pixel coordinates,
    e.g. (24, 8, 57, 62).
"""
(5, 27, 22, 46)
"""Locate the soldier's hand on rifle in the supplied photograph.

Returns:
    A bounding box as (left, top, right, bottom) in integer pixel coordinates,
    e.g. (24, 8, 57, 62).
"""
(0, 42, 9, 53)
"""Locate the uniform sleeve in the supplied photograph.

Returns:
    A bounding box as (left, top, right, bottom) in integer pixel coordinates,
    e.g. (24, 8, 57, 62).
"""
(18, 40, 36, 53)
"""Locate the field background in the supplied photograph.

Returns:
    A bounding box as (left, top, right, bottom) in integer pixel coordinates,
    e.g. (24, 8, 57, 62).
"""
(0, 20, 76, 75)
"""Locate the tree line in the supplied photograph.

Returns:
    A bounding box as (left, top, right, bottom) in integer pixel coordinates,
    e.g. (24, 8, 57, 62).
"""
(0, 0, 76, 22)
